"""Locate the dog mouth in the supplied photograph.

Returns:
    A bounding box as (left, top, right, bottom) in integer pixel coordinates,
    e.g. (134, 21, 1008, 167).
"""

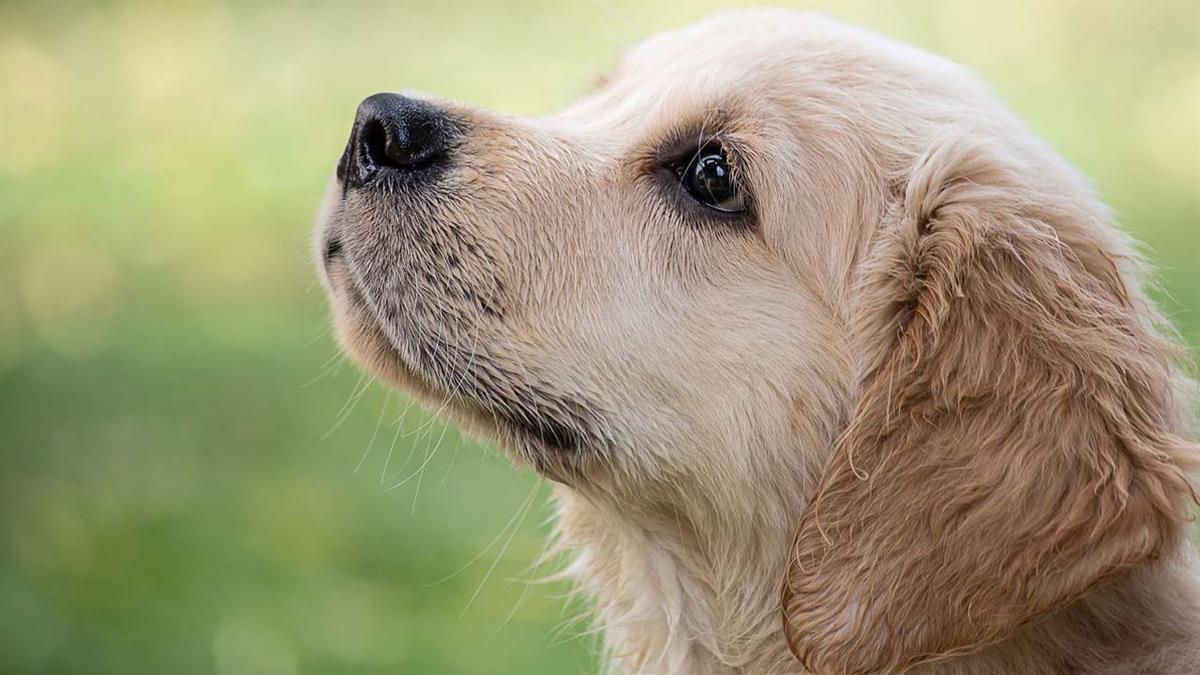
(324, 252, 459, 404)
(322, 247, 601, 475)
(322, 237, 343, 267)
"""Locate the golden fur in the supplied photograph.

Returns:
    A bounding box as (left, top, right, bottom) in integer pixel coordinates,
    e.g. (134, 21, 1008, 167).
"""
(315, 11, 1200, 674)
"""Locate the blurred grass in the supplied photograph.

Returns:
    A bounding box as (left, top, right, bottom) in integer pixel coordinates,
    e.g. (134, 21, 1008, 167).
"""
(0, 2, 1197, 674)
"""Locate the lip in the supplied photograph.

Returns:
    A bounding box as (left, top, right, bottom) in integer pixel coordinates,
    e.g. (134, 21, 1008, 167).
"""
(501, 412, 582, 454)
(322, 238, 343, 267)
(317, 194, 597, 478)
(325, 254, 502, 429)
(328, 260, 586, 467)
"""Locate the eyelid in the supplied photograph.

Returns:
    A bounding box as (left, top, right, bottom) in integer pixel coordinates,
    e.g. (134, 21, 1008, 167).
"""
(664, 135, 750, 189)
(635, 124, 757, 223)
(672, 138, 749, 190)
(665, 143, 754, 219)
(661, 134, 731, 165)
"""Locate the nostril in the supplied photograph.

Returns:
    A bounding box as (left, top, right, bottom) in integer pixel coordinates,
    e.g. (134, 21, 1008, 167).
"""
(358, 119, 389, 170)
(384, 123, 441, 168)
(356, 112, 442, 174)
(343, 93, 457, 187)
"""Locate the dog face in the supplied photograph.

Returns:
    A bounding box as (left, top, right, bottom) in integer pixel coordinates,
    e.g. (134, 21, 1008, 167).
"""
(317, 11, 1197, 673)
(316, 13, 890, 491)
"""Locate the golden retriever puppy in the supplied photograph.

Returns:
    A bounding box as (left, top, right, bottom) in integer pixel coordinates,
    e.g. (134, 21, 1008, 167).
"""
(314, 10, 1200, 674)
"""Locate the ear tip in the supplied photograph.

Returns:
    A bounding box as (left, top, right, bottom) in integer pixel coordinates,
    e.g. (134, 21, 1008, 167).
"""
(780, 578, 821, 670)
(780, 578, 892, 675)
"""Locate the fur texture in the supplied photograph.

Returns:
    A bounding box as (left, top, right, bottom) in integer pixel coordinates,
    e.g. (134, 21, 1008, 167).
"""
(315, 10, 1200, 674)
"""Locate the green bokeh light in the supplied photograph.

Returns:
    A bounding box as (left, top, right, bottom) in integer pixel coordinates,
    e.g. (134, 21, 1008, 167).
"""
(1, 2, 1197, 674)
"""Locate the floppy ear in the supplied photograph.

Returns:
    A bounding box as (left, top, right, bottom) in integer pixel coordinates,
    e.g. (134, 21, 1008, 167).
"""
(781, 134, 1199, 674)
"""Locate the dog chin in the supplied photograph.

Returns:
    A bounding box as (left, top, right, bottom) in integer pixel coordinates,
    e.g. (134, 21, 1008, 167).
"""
(325, 257, 554, 466)
(321, 226, 598, 486)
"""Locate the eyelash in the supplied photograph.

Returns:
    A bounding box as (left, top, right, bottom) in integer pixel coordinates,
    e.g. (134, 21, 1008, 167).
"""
(654, 137, 753, 224)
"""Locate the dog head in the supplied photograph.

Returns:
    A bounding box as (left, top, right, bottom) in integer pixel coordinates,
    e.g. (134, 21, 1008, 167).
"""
(316, 10, 1197, 672)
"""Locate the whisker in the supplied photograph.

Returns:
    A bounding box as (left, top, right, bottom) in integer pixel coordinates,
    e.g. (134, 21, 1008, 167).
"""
(409, 419, 452, 511)
(439, 435, 464, 484)
(385, 423, 448, 491)
(488, 487, 556, 637)
(380, 395, 417, 483)
(301, 348, 347, 389)
(354, 390, 391, 473)
(458, 482, 540, 618)
(320, 372, 375, 440)
(423, 481, 541, 588)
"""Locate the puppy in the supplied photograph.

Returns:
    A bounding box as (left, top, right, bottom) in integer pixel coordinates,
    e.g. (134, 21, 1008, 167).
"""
(315, 10, 1200, 674)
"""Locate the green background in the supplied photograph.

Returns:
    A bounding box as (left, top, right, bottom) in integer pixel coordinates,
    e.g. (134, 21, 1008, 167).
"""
(1, 2, 1196, 674)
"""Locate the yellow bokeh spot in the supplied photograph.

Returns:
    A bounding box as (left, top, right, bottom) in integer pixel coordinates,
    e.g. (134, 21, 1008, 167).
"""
(0, 36, 70, 174)
(1137, 56, 1200, 189)
(21, 241, 121, 358)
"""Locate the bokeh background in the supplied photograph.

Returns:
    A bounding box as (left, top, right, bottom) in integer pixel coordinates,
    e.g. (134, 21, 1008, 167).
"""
(1, 1, 1197, 674)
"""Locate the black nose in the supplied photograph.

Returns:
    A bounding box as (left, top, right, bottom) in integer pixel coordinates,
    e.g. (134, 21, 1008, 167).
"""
(338, 93, 454, 188)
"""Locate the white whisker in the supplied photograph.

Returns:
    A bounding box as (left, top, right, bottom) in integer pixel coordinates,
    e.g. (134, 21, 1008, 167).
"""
(458, 481, 539, 619)
(320, 372, 374, 440)
(354, 391, 391, 473)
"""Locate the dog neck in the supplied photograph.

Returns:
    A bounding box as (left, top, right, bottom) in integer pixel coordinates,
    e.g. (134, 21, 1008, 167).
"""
(551, 482, 802, 674)
(550, 486, 1200, 674)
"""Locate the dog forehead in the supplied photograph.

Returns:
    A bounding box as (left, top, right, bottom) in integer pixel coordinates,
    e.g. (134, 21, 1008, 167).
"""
(622, 10, 971, 104)
(623, 11, 861, 81)
(550, 17, 803, 142)
(554, 10, 928, 141)
(621, 14, 811, 96)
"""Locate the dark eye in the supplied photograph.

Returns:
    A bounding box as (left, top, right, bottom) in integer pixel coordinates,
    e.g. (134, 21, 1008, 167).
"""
(678, 144, 746, 213)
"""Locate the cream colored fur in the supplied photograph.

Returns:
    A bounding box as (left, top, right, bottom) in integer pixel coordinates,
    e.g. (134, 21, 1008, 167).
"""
(316, 11, 1200, 674)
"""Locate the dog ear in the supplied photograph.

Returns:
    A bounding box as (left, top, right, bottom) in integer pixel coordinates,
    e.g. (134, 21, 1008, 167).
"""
(781, 133, 1199, 674)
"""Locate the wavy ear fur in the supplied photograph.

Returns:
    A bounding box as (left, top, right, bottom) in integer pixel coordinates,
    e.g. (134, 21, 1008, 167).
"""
(781, 134, 1199, 674)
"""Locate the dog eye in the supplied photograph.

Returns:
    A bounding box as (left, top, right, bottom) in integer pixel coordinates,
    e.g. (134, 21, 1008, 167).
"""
(677, 144, 745, 213)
